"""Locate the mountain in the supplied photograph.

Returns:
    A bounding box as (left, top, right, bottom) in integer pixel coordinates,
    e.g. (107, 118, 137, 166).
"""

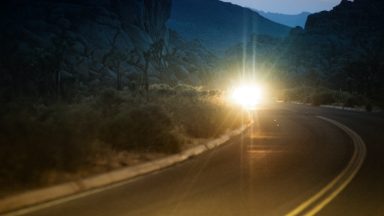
(255, 11, 310, 28)
(305, 0, 384, 35)
(283, 0, 384, 101)
(167, 0, 291, 53)
(0, 0, 217, 98)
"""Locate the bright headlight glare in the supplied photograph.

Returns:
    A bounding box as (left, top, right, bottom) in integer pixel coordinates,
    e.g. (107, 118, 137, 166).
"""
(230, 85, 264, 109)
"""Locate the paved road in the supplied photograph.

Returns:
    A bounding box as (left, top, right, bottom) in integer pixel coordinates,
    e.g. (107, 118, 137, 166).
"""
(26, 103, 384, 216)
(291, 104, 384, 216)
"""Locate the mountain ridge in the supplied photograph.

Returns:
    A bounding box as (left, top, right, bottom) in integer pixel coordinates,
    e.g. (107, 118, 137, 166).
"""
(283, 0, 384, 102)
(255, 10, 310, 27)
(168, 0, 291, 53)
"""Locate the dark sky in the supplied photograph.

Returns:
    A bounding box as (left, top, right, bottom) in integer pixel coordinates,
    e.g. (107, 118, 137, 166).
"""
(221, 0, 341, 14)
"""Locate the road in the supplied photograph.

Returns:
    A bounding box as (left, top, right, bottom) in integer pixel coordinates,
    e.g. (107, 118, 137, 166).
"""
(25, 103, 384, 216)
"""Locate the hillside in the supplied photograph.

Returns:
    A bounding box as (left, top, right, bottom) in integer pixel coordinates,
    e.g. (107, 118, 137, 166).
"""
(256, 11, 310, 28)
(0, 0, 216, 99)
(283, 0, 384, 104)
(167, 0, 291, 53)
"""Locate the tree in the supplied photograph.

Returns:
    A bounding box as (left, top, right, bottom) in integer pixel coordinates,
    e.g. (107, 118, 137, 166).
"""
(104, 49, 127, 91)
(125, 39, 168, 101)
(51, 29, 74, 99)
(144, 39, 167, 79)
(103, 31, 128, 91)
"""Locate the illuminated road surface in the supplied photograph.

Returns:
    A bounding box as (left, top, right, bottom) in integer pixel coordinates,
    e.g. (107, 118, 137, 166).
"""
(26, 104, 384, 216)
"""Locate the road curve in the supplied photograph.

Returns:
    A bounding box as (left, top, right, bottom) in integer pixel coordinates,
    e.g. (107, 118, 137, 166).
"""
(287, 116, 367, 216)
(286, 104, 384, 216)
(18, 103, 383, 216)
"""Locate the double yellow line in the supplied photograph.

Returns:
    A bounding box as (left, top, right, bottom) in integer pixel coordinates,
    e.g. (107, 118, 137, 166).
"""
(287, 116, 367, 216)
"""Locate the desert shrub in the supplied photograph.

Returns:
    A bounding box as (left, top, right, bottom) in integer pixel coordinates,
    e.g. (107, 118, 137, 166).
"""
(0, 85, 246, 187)
(162, 95, 245, 138)
(100, 105, 181, 153)
(343, 94, 366, 108)
(365, 103, 373, 112)
(0, 103, 99, 185)
(149, 84, 176, 96)
(283, 86, 376, 109)
(311, 89, 336, 106)
(284, 86, 315, 102)
(174, 84, 202, 97)
(96, 88, 124, 116)
(177, 102, 219, 138)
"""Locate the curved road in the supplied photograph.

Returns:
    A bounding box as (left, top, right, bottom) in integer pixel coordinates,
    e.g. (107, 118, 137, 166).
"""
(24, 103, 383, 216)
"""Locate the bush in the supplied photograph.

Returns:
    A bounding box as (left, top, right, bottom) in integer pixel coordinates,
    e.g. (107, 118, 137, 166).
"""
(149, 84, 176, 96)
(284, 86, 314, 103)
(100, 105, 181, 153)
(0, 103, 99, 185)
(338, 93, 367, 108)
(162, 95, 245, 138)
(283, 86, 375, 109)
(177, 102, 220, 138)
(365, 103, 373, 112)
(311, 89, 336, 106)
(96, 88, 124, 116)
(0, 86, 246, 187)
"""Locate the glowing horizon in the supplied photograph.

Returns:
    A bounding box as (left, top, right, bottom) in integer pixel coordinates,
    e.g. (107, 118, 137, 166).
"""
(221, 0, 341, 14)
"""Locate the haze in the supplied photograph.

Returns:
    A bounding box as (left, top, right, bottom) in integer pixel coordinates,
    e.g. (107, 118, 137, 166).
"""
(221, 0, 342, 14)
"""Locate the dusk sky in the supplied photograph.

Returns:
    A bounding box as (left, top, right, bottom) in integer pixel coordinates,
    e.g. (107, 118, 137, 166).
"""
(221, 0, 342, 14)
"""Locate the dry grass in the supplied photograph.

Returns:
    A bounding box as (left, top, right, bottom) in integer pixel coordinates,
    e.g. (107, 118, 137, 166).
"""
(0, 84, 249, 193)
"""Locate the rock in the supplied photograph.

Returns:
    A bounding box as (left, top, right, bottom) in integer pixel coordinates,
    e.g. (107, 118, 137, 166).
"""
(57, 18, 72, 30)
(102, 67, 117, 79)
(70, 41, 86, 54)
(74, 60, 91, 80)
(0, 0, 219, 95)
(125, 24, 153, 52)
(282, 0, 384, 99)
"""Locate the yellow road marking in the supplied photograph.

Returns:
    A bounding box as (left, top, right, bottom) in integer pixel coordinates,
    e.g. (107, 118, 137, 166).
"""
(287, 116, 367, 216)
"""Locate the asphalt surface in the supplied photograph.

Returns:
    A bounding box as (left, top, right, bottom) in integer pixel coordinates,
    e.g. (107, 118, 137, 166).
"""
(26, 103, 384, 216)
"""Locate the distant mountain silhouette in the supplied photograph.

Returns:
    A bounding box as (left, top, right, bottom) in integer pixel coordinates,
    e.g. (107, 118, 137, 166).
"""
(255, 11, 310, 28)
(167, 0, 291, 53)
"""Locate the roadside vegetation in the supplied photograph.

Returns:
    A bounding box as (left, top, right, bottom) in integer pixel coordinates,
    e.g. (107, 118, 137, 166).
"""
(0, 84, 248, 195)
(283, 86, 374, 111)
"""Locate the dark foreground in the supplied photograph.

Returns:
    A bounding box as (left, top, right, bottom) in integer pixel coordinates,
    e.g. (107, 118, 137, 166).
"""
(25, 103, 384, 216)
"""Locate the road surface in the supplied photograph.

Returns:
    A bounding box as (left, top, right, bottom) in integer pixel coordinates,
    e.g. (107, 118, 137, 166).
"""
(24, 103, 384, 216)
